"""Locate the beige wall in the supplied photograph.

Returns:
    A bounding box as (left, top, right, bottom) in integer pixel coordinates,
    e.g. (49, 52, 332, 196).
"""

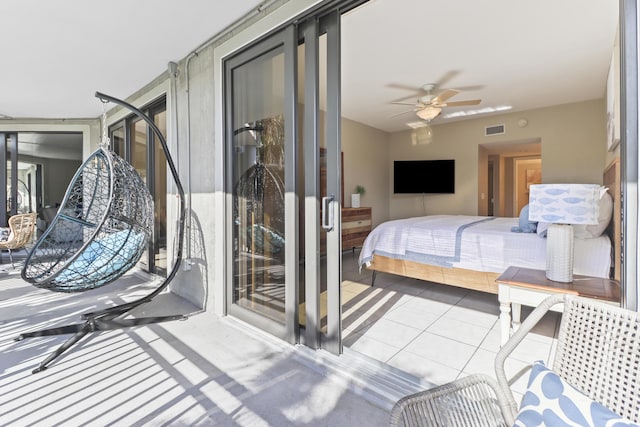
(341, 117, 390, 227)
(385, 99, 608, 220)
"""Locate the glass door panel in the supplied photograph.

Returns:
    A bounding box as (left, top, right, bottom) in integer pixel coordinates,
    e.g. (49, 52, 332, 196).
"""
(110, 102, 167, 276)
(131, 119, 148, 184)
(228, 37, 288, 327)
(111, 126, 125, 158)
(130, 118, 149, 270)
(153, 110, 168, 274)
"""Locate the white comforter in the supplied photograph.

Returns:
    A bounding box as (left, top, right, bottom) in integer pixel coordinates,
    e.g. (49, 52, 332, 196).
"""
(359, 215, 612, 278)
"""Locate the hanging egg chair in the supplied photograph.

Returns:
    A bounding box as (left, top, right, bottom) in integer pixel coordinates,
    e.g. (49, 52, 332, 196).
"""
(21, 147, 153, 292)
(15, 92, 186, 374)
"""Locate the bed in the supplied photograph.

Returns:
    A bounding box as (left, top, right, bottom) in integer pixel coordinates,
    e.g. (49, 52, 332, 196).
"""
(358, 159, 620, 295)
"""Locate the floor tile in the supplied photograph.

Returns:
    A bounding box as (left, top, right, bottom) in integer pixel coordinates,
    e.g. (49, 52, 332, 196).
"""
(418, 282, 470, 304)
(479, 327, 502, 352)
(342, 331, 402, 363)
(353, 317, 423, 349)
(426, 316, 492, 347)
(387, 351, 460, 386)
(379, 305, 440, 331)
(396, 294, 454, 317)
(403, 331, 477, 371)
(442, 304, 499, 329)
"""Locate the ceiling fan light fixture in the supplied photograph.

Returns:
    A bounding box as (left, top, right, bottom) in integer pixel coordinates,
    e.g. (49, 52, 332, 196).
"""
(412, 123, 433, 145)
(416, 106, 442, 121)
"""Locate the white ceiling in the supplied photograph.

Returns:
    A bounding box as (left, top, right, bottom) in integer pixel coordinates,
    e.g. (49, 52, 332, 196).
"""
(0, 0, 619, 136)
(17, 133, 84, 161)
(0, 0, 263, 119)
(341, 0, 619, 132)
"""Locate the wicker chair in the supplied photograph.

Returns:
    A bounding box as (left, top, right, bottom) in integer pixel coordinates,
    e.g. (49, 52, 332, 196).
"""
(0, 212, 37, 268)
(389, 294, 640, 426)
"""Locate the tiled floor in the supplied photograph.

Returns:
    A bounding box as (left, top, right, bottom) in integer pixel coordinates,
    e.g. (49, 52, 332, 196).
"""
(0, 267, 390, 426)
(0, 249, 561, 425)
(341, 250, 561, 400)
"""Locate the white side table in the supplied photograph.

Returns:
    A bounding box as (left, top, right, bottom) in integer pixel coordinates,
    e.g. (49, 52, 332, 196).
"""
(496, 266, 620, 345)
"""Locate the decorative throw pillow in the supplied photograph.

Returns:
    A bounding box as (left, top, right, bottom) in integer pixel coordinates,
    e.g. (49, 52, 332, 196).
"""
(536, 221, 549, 238)
(514, 361, 638, 427)
(0, 227, 10, 242)
(573, 190, 614, 239)
(511, 204, 538, 233)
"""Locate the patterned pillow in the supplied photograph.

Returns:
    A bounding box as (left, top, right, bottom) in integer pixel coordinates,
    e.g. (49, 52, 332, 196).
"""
(0, 227, 10, 242)
(514, 361, 638, 427)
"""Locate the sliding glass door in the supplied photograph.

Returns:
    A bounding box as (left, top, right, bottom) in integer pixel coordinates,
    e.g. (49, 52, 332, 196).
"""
(225, 11, 343, 352)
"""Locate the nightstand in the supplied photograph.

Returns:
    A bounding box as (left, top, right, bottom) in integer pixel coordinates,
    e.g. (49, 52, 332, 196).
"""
(495, 266, 620, 345)
(341, 207, 372, 252)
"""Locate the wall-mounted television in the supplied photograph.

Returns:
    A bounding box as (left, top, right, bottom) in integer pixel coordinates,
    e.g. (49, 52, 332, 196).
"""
(393, 159, 455, 194)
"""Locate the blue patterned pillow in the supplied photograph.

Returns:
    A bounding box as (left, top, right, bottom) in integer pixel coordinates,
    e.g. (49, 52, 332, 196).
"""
(0, 227, 10, 242)
(514, 361, 638, 427)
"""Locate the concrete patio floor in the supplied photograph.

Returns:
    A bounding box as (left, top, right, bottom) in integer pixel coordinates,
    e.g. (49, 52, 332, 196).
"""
(0, 268, 400, 427)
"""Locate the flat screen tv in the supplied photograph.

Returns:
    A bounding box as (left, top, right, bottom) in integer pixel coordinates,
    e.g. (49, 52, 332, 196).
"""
(393, 159, 455, 194)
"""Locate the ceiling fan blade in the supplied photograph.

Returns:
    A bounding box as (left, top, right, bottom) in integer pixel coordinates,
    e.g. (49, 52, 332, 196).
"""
(442, 99, 482, 107)
(432, 89, 459, 104)
(387, 83, 421, 92)
(433, 70, 461, 90)
(387, 83, 425, 102)
(391, 101, 418, 106)
(389, 109, 416, 118)
(449, 84, 485, 92)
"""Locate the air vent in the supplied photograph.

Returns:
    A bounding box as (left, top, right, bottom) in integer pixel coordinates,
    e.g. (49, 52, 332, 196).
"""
(485, 124, 505, 136)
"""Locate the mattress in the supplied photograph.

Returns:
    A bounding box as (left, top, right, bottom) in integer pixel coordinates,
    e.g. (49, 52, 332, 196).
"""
(359, 215, 612, 278)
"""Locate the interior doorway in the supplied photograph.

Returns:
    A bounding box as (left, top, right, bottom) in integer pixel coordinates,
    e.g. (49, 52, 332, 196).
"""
(514, 157, 542, 215)
(480, 139, 542, 217)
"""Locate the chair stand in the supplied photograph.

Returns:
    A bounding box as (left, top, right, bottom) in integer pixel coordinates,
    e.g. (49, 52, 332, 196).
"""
(5, 248, 15, 268)
(15, 301, 186, 374)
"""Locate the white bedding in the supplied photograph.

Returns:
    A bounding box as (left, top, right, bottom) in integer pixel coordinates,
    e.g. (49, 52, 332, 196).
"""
(359, 215, 612, 278)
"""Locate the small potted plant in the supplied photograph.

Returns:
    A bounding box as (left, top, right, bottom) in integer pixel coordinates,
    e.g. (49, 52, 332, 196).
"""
(352, 185, 365, 208)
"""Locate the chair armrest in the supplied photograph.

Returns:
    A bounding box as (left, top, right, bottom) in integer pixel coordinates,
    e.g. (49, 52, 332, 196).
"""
(389, 374, 515, 426)
(493, 293, 568, 416)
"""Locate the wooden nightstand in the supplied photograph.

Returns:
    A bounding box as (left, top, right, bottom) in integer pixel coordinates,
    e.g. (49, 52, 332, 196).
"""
(341, 207, 372, 252)
(495, 266, 620, 345)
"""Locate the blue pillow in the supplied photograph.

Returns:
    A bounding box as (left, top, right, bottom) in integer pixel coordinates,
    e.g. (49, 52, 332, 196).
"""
(56, 230, 145, 284)
(511, 204, 538, 233)
(514, 361, 638, 427)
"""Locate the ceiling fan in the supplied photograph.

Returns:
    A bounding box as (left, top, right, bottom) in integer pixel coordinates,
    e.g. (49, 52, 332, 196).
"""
(391, 83, 482, 121)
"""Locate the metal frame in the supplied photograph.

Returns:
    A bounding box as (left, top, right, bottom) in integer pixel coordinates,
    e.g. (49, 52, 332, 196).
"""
(621, 0, 639, 310)
(303, 17, 321, 349)
(0, 133, 7, 226)
(321, 10, 342, 354)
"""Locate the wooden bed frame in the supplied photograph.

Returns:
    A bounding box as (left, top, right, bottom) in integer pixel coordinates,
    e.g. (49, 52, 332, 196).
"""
(367, 158, 621, 294)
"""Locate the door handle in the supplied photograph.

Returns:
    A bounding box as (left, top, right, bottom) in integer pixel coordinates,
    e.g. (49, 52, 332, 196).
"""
(322, 194, 335, 231)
